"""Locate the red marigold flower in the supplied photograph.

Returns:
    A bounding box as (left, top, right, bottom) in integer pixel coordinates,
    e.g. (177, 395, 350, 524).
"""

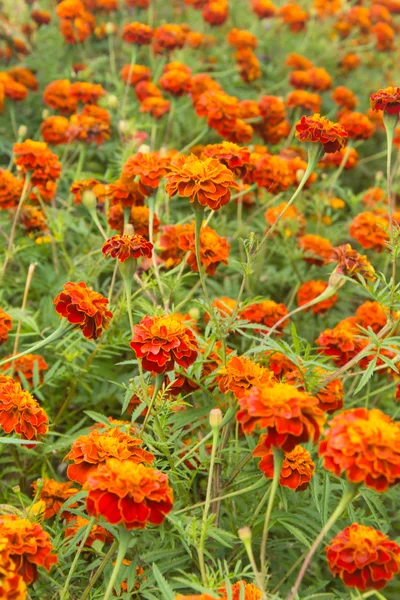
(64, 515, 113, 547)
(217, 356, 275, 399)
(8, 67, 38, 91)
(297, 280, 338, 314)
(371, 86, 400, 114)
(295, 114, 348, 153)
(241, 300, 289, 334)
(177, 221, 230, 275)
(70, 178, 107, 205)
(69, 81, 106, 105)
(349, 211, 388, 252)
(0, 308, 12, 345)
(120, 64, 151, 87)
(218, 580, 263, 598)
(1, 354, 48, 385)
(122, 152, 169, 191)
(0, 73, 27, 104)
(159, 224, 191, 268)
(108, 178, 145, 208)
(319, 407, 400, 491)
(236, 382, 326, 449)
(13, 140, 61, 184)
(0, 169, 24, 210)
(332, 86, 358, 110)
(286, 90, 322, 113)
(0, 377, 48, 441)
(203, 0, 229, 26)
(258, 95, 286, 124)
(31, 478, 79, 519)
(41, 116, 70, 146)
(122, 21, 153, 45)
(201, 142, 250, 177)
(140, 96, 171, 119)
(298, 234, 333, 265)
(53, 281, 113, 340)
(251, 0, 276, 19)
(85, 459, 173, 529)
(32, 9, 51, 25)
(254, 442, 315, 491)
(339, 111, 374, 140)
(130, 314, 198, 374)
(43, 79, 77, 114)
(329, 243, 376, 281)
(153, 24, 187, 54)
(316, 317, 369, 367)
(0, 515, 57, 584)
(326, 524, 400, 591)
(0, 539, 27, 600)
(165, 154, 239, 210)
(65, 427, 154, 485)
(102, 234, 153, 262)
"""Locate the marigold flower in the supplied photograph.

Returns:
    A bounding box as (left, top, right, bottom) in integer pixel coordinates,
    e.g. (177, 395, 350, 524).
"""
(70, 178, 107, 205)
(0, 515, 57, 584)
(204, 297, 237, 324)
(201, 142, 250, 177)
(122, 152, 169, 191)
(329, 244, 376, 281)
(19, 206, 48, 232)
(295, 114, 348, 153)
(31, 479, 78, 519)
(122, 21, 153, 45)
(316, 317, 369, 367)
(373, 22, 395, 51)
(314, 371, 344, 414)
(218, 580, 263, 598)
(203, 0, 229, 26)
(280, 3, 309, 32)
(349, 211, 388, 252)
(159, 224, 190, 268)
(64, 515, 113, 547)
(286, 90, 321, 113)
(356, 301, 388, 334)
(320, 146, 359, 169)
(326, 524, 400, 591)
(241, 300, 289, 334)
(85, 459, 173, 529)
(297, 280, 338, 314)
(340, 53, 361, 72)
(0, 73, 27, 104)
(286, 53, 313, 70)
(227, 28, 257, 49)
(166, 154, 239, 210)
(371, 86, 400, 114)
(332, 86, 358, 110)
(194, 90, 240, 133)
(189, 73, 221, 104)
(1, 354, 48, 385)
(130, 314, 198, 374)
(102, 234, 153, 262)
(153, 24, 187, 53)
(43, 79, 77, 114)
(108, 204, 158, 237)
(0, 308, 12, 345)
(8, 67, 38, 91)
(65, 427, 154, 485)
(254, 442, 315, 491)
(258, 95, 286, 124)
(0, 377, 48, 441)
(256, 119, 291, 145)
(289, 69, 311, 90)
(135, 81, 162, 102)
(250, 155, 292, 194)
(120, 64, 151, 87)
(140, 96, 171, 119)
(218, 356, 275, 399)
(339, 111, 374, 140)
(362, 187, 386, 208)
(264, 202, 306, 237)
(53, 281, 113, 340)
(0, 170, 23, 210)
(13, 140, 61, 184)
(159, 69, 191, 96)
(235, 48, 261, 83)
(40, 116, 70, 146)
(177, 221, 230, 275)
(109, 178, 145, 208)
(0, 540, 27, 600)
(68, 109, 110, 145)
(237, 382, 326, 449)
(251, 0, 276, 18)
(298, 234, 333, 265)
(69, 81, 106, 105)
(319, 408, 400, 491)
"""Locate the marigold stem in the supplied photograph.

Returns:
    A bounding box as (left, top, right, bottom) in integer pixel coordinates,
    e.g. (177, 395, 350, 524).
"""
(80, 539, 118, 600)
(140, 372, 163, 433)
(103, 528, 131, 600)
(260, 447, 283, 583)
(60, 516, 96, 600)
(1, 173, 31, 278)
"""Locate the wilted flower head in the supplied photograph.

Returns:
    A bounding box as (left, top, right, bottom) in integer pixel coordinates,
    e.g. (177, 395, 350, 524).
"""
(329, 244, 376, 282)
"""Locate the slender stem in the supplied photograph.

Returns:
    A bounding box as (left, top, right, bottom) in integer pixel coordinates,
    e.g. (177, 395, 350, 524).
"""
(175, 430, 214, 467)
(140, 372, 163, 433)
(287, 484, 358, 600)
(148, 196, 168, 310)
(385, 118, 397, 311)
(80, 540, 118, 600)
(197, 423, 220, 585)
(60, 516, 96, 600)
(240, 531, 267, 598)
(123, 273, 134, 331)
(174, 479, 264, 515)
(11, 262, 37, 364)
(103, 529, 130, 600)
(121, 47, 137, 120)
(193, 204, 213, 311)
(89, 209, 108, 240)
(326, 141, 353, 198)
(1, 174, 31, 277)
(179, 127, 208, 154)
(260, 447, 283, 582)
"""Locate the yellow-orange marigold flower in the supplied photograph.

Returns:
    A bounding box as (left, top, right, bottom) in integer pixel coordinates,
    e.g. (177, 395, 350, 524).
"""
(43, 79, 77, 115)
(178, 221, 230, 275)
(122, 152, 169, 191)
(241, 300, 289, 334)
(339, 111, 374, 140)
(120, 64, 151, 87)
(297, 280, 338, 314)
(286, 90, 322, 113)
(0, 170, 23, 210)
(0, 538, 26, 600)
(31, 479, 79, 519)
(0, 308, 12, 345)
(349, 211, 388, 252)
(85, 459, 173, 529)
(13, 140, 61, 184)
(319, 408, 400, 491)
(217, 356, 275, 399)
(0, 377, 48, 441)
(41, 116, 70, 146)
(201, 142, 250, 177)
(264, 202, 306, 237)
(218, 580, 263, 598)
(70, 178, 107, 205)
(298, 234, 333, 265)
(326, 524, 400, 591)
(254, 442, 315, 491)
(332, 86, 358, 110)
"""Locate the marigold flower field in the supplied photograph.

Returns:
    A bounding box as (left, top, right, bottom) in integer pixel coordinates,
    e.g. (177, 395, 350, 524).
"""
(1, 0, 400, 599)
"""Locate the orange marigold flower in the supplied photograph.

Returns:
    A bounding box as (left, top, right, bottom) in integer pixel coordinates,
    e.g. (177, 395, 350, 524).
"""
(316, 317, 369, 366)
(130, 314, 198, 374)
(349, 211, 388, 252)
(53, 281, 113, 340)
(0, 515, 57, 585)
(250, 155, 292, 194)
(194, 90, 240, 133)
(13, 140, 61, 183)
(120, 64, 151, 87)
(102, 234, 153, 262)
(201, 142, 250, 177)
(237, 382, 326, 450)
(218, 356, 275, 399)
(108, 178, 145, 208)
(204, 297, 237, 324)
(286, 90, 321, 113)
(319, 408, 400, 491)
(0, 308, 12, 345)
(67, 109, 110, 145)
(235, 48, 261, 83)
(251, 0, 276, 18)
(241, 300, 289, 334)
(371, 86, 400, 114)
(329, 243, 376, 281)
(280, 3, 309, 32)
(0, 170, 23, 210)
(256, 119, 291, 145)
(122, 21, 153, 45)
(64, 515, 113, 547)
(43, 79, 77, 115)
(65, 427, 154, 485)
(258, 94, 286, 124)
(373, 22, 395, 52)
(140, 96, 171, 119)
(298, 234, 333, 265)
(362, 187, 386, 208)
(134, 81, 162, 102)
(70, 178, 107, 205)
(339, 111, 374, 140)
(332, 86, 358, 110)
(326, 524, 400, 591)
(122, 152, 169, 191)
(308, 67, 332, 91)
(0, 377, 48, 441)
(264, 202, 306, 237)
(227, 28, 257, 49)
(254, 442, 315, 491)
(159, 224, 190, 268)
(85, 459, 173, 529)
(218, 580, 263, 598)
(297, 280, 338, 314)
(286, 53, 313, 70)
(40, 116, 70, 146)
(356, 301, 389, 334)
(165, 154, 239, 210)
(153, 24, 187, 53)
(203, 0, 229, 26)
(224, 118, 254, 144)
(19, 206, 47, 232)
(8, 67, 38, 91)
(56, 0, 85, 19)
(108, 204, 158, 237)
(340, 52, 361, 72)
(295, 114, 348, 153)
(178, 221, 230, 275)
(69, 81, 106, 105)
(189, 73, 221, 104)
(0, 539, 27, 599)
(289, 69, 311, 90)
(31, 479, 78, 519)
(313, 370, 344, 414)
(1, 354, 48, 385)
(264, 351, 299, 379)
(159, 68, 191, 96)
(320, 146, 359, 169)
(0, 73, 27, 103)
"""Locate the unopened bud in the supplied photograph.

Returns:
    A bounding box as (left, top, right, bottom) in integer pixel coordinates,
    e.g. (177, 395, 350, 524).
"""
(188, 307, 200, 320)
(209, 408, 223, 429)
(138, 144, 151, 154)
(375, 170, 384, 182)
(238, 527, 252, 542)
(124, 223, 134, 236)
(105, 22, 115, 36)
(17, 125, 27, 139)
(107, 94, 118, 109)
(328, 270, 346, 291)
(35, 478, 45, 492)
(82, 190, 97, 211)
(159, 146, 168, 157)
(118, 120, 129, 134)
(42, 109, 50, 120)
(12, 485, 20, 494)
(295, 168, 305, 183)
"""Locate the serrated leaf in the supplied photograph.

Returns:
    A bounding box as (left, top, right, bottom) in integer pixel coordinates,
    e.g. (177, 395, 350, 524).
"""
(354, 356, 377, 394)
(152, 563, 175, 600)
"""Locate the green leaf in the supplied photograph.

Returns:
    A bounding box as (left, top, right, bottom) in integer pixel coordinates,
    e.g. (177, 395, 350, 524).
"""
(152, 563, 175, 600)
(353, 356, 377, 394)
(0, 437, 41, 445)
(83, 410, 112, 426)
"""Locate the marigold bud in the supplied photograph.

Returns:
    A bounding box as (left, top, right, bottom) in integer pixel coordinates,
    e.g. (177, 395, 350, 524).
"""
(107, 94, 118, 109)
(209, 408, 223, 429)
(18, 125, 28, 139)
(238, 526, 252, 541)
(138, 144, 151, 154)
(42, 109, 49, 120)
(82, 190, 97, 211)
(189, 307, 200, 320)
(105, 22, 115, 36)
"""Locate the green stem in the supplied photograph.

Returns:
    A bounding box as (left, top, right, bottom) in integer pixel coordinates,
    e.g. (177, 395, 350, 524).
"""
(384, 115, 397, 311)
(140, 372, 163, 433)
(287, 483, 359, 600)
(260, 447, 283, 583)
(60, 516, 96, 600)
(80, 540, 118, 600)
(179, 126, 208, 154)
(326, 140, 353, 198)
(89, 209, 108, 240)
(193, 203, 213, 311)
(103, 529, 131, 600)
(148, 196, 168, 310)
(1, 173, 31, 278)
